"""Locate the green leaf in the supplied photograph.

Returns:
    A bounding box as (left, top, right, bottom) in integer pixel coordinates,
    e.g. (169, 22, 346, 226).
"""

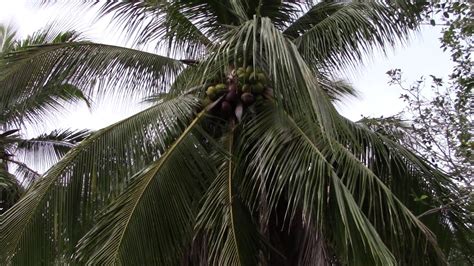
(285, 1, 422, 71)
(1, 94, 202, 264)
(0, 83, 90, 128)
(0, 42, 185, 105)
(75, 111, 213, 265)
(195, 127, 259, 265)
(15, 129, 91, 173)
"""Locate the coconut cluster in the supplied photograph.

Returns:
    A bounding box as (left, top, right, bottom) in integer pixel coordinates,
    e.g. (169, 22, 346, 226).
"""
(205, 66, 270, 120)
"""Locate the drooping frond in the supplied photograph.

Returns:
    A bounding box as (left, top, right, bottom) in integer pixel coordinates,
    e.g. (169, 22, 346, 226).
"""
(74, 111, 215, 265)
(237, 104, 396, 265)
(1, 94, 202, 264)
(10, 160, 41, 189)
(236, 101, 458, 265)
(91, 1, 213, 58)
(0, 42, 185, 105)
(284, 1, 424, 71)
(1, 84, 90, 128)
(15, 129, 91, 172)
(341, 117, 474, 263)
(0, 167, 22, 215)
(195, 127, 260, 265)
(318, 74, 358, 102)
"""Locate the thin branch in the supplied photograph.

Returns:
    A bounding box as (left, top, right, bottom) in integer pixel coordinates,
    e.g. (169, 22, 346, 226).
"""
(417, 193, 472, 219)
(396, 78, 464, 179)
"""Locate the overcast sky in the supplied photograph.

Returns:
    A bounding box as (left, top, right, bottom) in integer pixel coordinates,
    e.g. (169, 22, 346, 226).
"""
(1, 0, 453, 136)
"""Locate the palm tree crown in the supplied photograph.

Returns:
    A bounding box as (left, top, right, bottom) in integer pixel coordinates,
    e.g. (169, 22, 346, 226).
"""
(0, 25, 91, 214)
(1, 1, 471, 265)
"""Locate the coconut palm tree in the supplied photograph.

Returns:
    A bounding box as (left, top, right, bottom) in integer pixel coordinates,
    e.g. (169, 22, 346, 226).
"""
(0, 25, 91, 213)
(1, 1, 472, 265)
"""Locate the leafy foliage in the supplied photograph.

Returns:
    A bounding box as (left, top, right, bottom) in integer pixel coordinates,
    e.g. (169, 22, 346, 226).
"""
(1, 1, 471, 265)
(0, 25, 91, 214)
(381, 70, 472, 184)
(359, 3, 473, 263)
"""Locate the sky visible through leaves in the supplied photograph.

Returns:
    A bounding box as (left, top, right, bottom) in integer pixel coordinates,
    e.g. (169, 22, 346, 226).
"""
(1, 0, 454, 136)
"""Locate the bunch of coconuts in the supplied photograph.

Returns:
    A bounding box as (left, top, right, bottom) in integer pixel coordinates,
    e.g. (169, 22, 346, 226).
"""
(205, 66, 270, 121)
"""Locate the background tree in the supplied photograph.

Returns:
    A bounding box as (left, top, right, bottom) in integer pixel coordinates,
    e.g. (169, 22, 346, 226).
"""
(1, 1, 471, 265)
(361, 2, 473, 263)
(380, 1, 473, 183)
(380, 68, 472, 184)
(0, 25, 91, 213)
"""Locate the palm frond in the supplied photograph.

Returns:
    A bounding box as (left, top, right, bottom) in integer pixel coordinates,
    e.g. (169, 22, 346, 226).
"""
(15, 129, 91, 172)
(0, 24, 17, 53)
(255, 0, 301, 30)
(237, 105, 396, 265)
(75, 111, 214, 265)
(1, 22, 82, 56)
(284, 1, 423, 71)
(1, 84, 90, 128)
(195, 127, 260, 265)
(327, 139, 445, 265)
(318, 74, 358, 102)
(8, 28, 82, 54)
(0, 167, 22, 214)
(1, 94, 202, 264)
(342, 118, 474, 263)
(0, 130, 21, 165)
(196, 17, 346, 139)
(9, 159, 41, 189)
(0, 129, 21, 144)
(86, 1, 214, 57)
(0, 25, 89, 128)
(236, 102, 456, 264)
(42, 0, 299, 51)
(0, 42, 185, 105)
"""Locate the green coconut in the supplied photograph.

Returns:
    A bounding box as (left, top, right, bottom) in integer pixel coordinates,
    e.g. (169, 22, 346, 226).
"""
(215, 83, 227, 95)
(201, 98, 212, 106)
(249, 72, 258, 84)
(215, 83, 226, 90)
(252, 82, 265, 94)
(206, 86, 216, 95)
(208, 92, 218, 101)
(245, 66, 253, 74)
(242, 84, 252, 93)
(236, 67, 245, 75)
(238, 73, 249, 84)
